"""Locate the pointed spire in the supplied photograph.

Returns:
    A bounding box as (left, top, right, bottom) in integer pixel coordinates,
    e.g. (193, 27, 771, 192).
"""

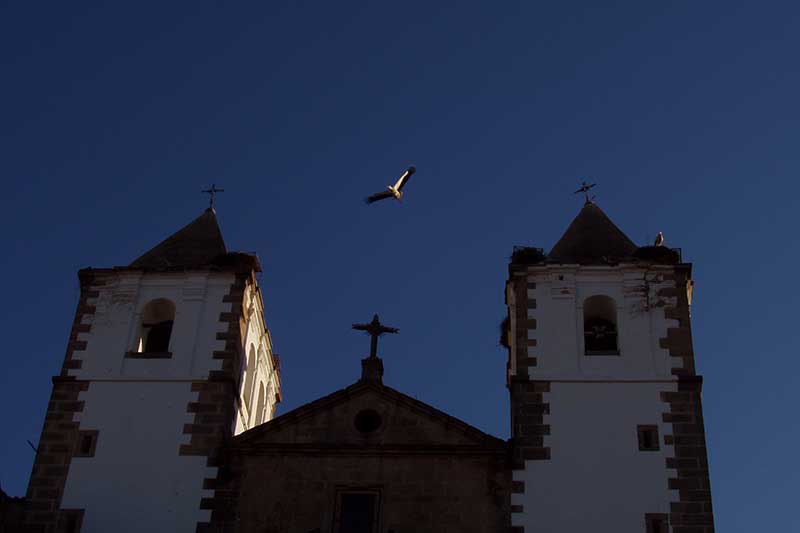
(547, 202, 637, 264)
(130, 208, 228, 269)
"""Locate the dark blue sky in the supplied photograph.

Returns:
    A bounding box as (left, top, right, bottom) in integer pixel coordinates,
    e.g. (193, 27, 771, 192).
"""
(2, 2, 798, 529)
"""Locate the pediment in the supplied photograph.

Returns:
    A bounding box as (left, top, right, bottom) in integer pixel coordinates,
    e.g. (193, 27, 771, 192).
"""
(232, 381, 505, 451)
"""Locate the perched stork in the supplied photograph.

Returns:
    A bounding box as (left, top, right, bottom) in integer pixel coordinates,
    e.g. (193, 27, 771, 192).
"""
(654, 232, 664, 247)
(366, 166, 416, 204)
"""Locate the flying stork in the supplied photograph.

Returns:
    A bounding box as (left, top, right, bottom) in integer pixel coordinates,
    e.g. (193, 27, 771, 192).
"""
(365, 166, 416, 204)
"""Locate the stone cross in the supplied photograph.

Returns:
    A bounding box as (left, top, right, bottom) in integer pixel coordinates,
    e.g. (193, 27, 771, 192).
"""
(352, 314, 399, 358)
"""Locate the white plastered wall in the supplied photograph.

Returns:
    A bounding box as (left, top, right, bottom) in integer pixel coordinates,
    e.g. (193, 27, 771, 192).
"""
(60, 271, 235, 532)
(61, 382, 216, 532)
(512, 265, 683, 532)
(512, 382, 678, 531)
(70, 271, 235, 381)
(522, 266, 681, 380)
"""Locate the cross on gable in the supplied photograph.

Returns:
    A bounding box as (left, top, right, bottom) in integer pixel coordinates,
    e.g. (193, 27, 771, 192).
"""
(352, 314, 399, 359)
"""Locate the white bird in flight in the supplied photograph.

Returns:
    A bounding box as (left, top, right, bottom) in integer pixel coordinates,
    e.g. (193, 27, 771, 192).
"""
(365, 166, 416, 204)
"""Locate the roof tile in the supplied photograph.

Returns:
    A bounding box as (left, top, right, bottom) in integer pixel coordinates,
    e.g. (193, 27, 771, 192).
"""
(129, 208, 227, 268)
(547, 202, 637, 264)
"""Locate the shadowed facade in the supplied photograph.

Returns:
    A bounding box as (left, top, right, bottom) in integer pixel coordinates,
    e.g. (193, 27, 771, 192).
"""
(9, 200, 713, 533)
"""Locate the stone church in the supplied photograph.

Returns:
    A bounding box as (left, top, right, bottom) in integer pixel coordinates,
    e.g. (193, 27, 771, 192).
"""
(9, 201, 715, 533)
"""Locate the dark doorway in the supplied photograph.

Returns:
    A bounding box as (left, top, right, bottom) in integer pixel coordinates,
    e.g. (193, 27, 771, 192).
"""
(336, 492, 378, 533)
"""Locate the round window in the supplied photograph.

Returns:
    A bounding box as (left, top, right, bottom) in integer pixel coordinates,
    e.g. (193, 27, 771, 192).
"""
(354, 409, 382, 434)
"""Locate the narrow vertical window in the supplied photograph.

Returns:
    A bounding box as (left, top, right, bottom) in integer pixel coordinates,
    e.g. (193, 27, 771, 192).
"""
(243, 346, 257, 408)
(254, 383, 266, 425)
(583, 295, 619, 355)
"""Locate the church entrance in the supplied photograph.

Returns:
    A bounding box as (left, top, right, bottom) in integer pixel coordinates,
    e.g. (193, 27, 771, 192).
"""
(334, 491, 380, 533)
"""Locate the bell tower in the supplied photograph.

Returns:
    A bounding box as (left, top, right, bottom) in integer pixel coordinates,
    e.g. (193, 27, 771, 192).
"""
(24, 208, 282, 533)
(505, 201, 714, 533)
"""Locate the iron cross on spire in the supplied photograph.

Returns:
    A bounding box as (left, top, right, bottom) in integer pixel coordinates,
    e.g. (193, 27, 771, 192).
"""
(352, 314, 399, 359)
(574, 180, 596, 204)
(201, 184, 225, 209)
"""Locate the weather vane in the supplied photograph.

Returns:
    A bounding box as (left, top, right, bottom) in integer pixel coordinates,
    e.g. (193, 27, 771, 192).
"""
(201, 184, 225, 208)
(573, 181, 596, 203)
(352, 314, 399, 358)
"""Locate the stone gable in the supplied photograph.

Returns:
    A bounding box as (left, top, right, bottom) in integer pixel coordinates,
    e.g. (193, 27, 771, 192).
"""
(203, 381, 510, 533)
(234, 381, 503, 450)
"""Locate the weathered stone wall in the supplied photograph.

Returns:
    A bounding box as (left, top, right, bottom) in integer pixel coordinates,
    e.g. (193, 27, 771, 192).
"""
(658, 265, 714, 532)
(219, 383, 510, 532)
(24, 269, 101, 533)
(232, 452, 509, 533)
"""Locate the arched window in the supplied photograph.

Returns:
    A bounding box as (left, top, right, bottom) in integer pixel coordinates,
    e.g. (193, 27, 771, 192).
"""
(269, 384, 278, 420)
(242, 346, 257, 407)
(583, 295, 619, 355)
(136, 299, 175, 353)
(254, 383, 266, 425)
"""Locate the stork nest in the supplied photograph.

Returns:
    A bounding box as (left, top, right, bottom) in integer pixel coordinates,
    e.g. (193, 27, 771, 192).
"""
(510, 246, 545, 265)
(499, 316, 511, 349)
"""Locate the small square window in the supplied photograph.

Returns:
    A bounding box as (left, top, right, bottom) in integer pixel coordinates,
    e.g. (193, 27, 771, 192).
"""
(74, 430, 98, 457)
(637, 425, 659, 451)
(645, 513, 669, 533)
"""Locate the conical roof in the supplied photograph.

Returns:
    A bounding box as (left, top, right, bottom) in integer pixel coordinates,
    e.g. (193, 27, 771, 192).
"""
(547, 202, 637, 264)
(130, 208, 228, 268)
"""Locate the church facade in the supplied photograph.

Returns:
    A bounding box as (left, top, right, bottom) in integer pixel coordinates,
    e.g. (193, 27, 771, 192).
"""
(14, 202, 714, 533)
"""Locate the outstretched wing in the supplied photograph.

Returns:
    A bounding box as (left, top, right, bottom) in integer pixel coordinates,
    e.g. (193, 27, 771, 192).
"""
(365, 190, 395, 204)
(393, 166, 416, 191)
